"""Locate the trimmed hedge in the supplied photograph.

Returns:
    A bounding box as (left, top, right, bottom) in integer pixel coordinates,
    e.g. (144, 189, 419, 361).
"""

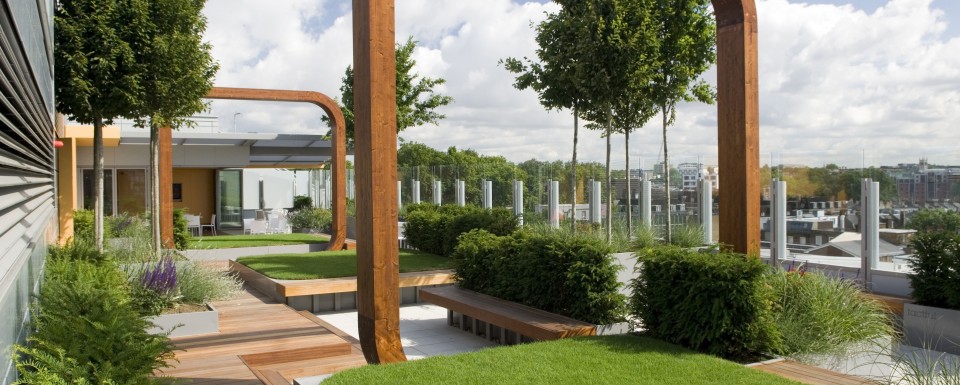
(453, 229, 625, 325)
(909, 231, 960, 310)
(404, 204, 517, 256)
(631, 246, 781, 360)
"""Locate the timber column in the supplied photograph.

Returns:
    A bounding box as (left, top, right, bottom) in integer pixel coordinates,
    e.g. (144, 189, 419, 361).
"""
(160, 126, 174, 248)
(353, 0, 406, 363)
(713, 0, 760, 256)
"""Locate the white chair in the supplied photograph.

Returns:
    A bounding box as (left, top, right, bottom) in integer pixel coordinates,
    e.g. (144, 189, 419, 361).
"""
(185, 214, 200, 237)
(200, 214, 217, 236)
(243, 218, 254, 234)
(249, 219, 268, 235)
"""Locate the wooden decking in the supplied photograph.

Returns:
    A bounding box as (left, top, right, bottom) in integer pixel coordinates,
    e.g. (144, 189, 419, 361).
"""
(752, 360, 876, 385)
(156, 285, 366, 384)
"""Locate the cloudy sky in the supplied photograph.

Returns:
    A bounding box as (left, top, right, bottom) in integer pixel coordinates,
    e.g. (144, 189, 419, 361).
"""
(200, 0, 960, 169)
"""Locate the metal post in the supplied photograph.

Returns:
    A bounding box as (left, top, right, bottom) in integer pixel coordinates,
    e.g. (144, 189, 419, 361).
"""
(771, 179, 787, 266)
(412, 180, 420, 204)
(549, 180, 560, 229)
(483, 180, 493, 209)
(513, 180, 524, 226)
(397, 180, 402, 210)
(700, 179, 713, 245)
(433, 181, 442, 205)
(861, 179, 879, 291)
(641, 181, 651, 228)
(456, 179, 466, 206)
(591, 180, 602, 224)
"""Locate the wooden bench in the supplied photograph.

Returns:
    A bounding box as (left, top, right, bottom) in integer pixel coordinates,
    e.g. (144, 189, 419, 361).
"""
(418, 286, 596, 345)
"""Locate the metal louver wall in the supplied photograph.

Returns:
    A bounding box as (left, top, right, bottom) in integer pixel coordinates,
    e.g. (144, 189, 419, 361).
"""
(0, 0, 56, 384)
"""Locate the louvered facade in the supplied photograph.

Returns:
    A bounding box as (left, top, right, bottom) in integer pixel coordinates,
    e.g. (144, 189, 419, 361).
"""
(0, 1, 56, 384)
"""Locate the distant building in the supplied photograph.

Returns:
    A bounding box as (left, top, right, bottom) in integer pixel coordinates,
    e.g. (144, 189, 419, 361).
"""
(892, 158, 960, 205)
(677, 163, 719, 191)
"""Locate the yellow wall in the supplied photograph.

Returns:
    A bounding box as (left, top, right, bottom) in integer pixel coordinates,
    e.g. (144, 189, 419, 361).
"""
(56, 137, 77, 244)
(172, 168, 215, 223)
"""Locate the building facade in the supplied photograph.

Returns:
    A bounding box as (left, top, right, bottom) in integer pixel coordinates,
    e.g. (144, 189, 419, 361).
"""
(0, 1, 57, 383)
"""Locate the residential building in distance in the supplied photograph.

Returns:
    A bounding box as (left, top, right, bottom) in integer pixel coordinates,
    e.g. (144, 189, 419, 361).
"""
(890, 158, 960, 205)
(677, 162, 719, 191)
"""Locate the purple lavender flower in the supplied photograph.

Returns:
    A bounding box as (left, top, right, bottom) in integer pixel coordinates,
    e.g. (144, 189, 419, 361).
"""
(140, 256, 177, 294)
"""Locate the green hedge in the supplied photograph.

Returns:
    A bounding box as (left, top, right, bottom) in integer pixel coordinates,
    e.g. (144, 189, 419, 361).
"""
(631, 246, 780, 360)
(404, 204, 517, 256)
(289, 207, 332, 232)
(14, 259, 172, 384)
(453, 229, 625, 325)
(910, 232, 960, 309)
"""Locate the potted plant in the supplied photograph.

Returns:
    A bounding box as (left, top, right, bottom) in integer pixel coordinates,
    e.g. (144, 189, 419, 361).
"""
(904, 231, 960, 354)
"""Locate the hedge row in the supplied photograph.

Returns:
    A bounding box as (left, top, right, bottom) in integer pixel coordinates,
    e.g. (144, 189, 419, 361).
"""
(403, 203, 517, 256)
(631, 246, 781, 359)
(452, 229, 626, 325)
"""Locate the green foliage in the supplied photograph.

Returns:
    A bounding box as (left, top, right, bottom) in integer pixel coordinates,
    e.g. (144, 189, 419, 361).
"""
(15, 259, 172, 384)
(288, 207, 333, 232)
(398, 143, 526, 207)
(909, 232, 960, 309)
(631, 246, 780, 359)
(453, 229, 626, 324)
(765, 270, 893, 357)
(907, 209, 960, 234)
(670, 224, 704, 248)
(326, 36, 453, 143)
(172, 208, 189, 250)
(839, 167, 898, 202)
(404, 204, 518, 256)
(293, 195, 313, 211)
(526, 219, 632, 253)
(72, 209, 95, 243)
(175, 261, 242, 304)
(48, 239, 106, 264)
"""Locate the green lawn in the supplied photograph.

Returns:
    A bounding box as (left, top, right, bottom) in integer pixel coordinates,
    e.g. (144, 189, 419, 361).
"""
(236, 249, 453, 280)
(187, 233, 329, 249)
(324, 335, 801, 385)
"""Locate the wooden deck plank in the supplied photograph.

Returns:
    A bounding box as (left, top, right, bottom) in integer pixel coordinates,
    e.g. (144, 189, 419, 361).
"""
(156, 283, 367, 384)
(752, 360, 876, 385)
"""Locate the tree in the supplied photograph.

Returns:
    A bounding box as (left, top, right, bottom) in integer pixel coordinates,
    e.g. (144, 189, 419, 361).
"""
(326, 37, 453, 144)
(502, 5, 585, 233)
(134, 0, 218, 257)
(647, 0, 716, 243)
(907, 209, 960, 234)
(55, 0, 150, 251)
(839, 168, 897, 202)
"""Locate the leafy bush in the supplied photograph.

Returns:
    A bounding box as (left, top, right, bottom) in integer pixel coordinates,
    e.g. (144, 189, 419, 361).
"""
(72, 209, 94, 243)
(175, 261, 242, 305)
(453, 229, 625, 324)
(909, 231, 960, 309)
(15, 259, 172, 384)
(131, 256, 180, 316)
(104, 212, 138, 238)
(907, 208, 960, 234)
(289, 207, 333, 232)
(173, 208, 189, 250)
(631, 246, 780, 359)
(293, 195, 313, 211)
(404, 204, 518, 256)
(48, 239, 105, 264)
(765, 270, 893, 357)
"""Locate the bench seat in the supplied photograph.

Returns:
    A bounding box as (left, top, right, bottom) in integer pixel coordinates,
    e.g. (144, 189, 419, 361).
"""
(419, 286, 596, 343)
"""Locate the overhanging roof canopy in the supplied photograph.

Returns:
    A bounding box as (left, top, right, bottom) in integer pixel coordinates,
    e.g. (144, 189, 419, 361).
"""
(118, 131, 348, 167)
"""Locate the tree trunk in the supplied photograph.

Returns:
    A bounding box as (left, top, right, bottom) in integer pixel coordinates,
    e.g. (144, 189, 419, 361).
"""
(626, 130, 634, 238)
(605, 107, 613, 244)
(571, 105, 578, 234)
(663, 104, 671, 244)
(93, 117, 105, 252)
(150, 121, 161, 259)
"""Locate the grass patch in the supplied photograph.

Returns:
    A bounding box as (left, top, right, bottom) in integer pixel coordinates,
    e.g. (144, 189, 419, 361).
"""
(236, 249, 453, 280)
(324, 335, 801, 385)
(187, 233, 329, 249)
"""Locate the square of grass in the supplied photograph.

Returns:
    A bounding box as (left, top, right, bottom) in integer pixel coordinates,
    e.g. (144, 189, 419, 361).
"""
(236, 249, 452, 280)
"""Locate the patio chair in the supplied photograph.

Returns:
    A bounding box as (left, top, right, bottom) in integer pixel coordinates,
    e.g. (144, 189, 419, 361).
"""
(249, 219, 268, 235)
(200, 214, 216, 236)
(185, 214, 201, 237)
(243, 218, 253, 234)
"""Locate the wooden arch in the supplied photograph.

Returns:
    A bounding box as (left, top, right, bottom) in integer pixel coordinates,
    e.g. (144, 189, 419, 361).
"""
(349, 0, 760, 363)
(158, 87, 347, 251)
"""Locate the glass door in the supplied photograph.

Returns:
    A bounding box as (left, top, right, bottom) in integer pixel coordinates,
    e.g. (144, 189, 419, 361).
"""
(218, 169, 242, 228)
(81, 169, 114, 216)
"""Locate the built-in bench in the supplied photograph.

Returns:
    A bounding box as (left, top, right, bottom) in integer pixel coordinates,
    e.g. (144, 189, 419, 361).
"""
(419, 286, 596, 345)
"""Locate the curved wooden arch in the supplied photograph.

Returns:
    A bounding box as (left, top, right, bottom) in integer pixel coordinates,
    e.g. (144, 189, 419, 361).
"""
(711, 0, 760, 256)
(160, 87, 346, 251)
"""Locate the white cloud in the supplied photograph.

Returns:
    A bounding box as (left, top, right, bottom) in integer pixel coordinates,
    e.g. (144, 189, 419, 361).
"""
(202, 0, 960, 168)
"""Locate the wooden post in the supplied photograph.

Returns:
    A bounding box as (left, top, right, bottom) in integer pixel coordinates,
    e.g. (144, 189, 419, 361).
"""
(353, 0, 406, 363)
(712, 0, 760, 256)
(160, 126, 174, 248)
(203, 87, 348, 251)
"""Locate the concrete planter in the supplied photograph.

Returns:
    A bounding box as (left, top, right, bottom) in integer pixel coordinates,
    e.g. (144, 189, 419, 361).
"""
(147, 304, 218, 338)
(903, 303, 960, 355)
(595, 322, 632, 336)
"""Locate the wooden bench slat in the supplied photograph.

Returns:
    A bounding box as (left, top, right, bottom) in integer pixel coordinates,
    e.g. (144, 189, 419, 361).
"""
(419, 286, 595, 342)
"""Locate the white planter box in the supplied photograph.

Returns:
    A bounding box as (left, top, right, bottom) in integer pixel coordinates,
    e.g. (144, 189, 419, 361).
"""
(903, 303, 960, 355)
(147, 304, 218, 338)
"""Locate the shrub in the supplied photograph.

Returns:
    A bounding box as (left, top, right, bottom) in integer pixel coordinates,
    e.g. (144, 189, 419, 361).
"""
(909, 231, 960, 309)
(48, 238, 105, 264)
(293, 195, 313, 211)
(72, 209, 94, 243)
(405, 204, 517, 256)
(765, 270, 893, 357)
(175, 261, 242, 305)
(670, 224, 704, 248)
(131, 256, 180, 316)
(289, 207, 332, 232)
(104, 212, 138, 238)
(15, 259, 172, 384)
(631, 246, 780, 359)
(172, 208, 189, 250)
(453, 229, 625, 324)
(906, 208, 960, 234)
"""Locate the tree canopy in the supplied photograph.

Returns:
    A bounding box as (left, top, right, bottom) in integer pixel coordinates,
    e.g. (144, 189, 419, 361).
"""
(327, 37, 453, 144)
(907, 209, 960, 234)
